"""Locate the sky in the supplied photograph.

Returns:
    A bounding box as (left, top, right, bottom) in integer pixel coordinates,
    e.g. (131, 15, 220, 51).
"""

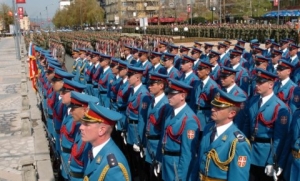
(1, 0, 60, 21)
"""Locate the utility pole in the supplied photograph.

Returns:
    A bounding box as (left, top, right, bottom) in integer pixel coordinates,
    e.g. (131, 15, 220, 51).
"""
(46, 6, 49, 29)
(12, 0, 21, 60)
(277, 0, 280, 25)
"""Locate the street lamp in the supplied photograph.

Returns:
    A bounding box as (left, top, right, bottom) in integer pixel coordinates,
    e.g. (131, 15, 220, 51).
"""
(210, 7, 216, 24)
(143, 2, 147, 35)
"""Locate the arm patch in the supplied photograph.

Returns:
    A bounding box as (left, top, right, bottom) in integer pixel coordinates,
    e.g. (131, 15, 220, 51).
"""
(234, 131, 245, 142)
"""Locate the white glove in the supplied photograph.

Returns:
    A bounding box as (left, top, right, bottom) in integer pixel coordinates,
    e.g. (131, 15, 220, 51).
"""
(264, 165, 274, 177)
(273, 167, 283, 181)
(133, 144, 140, 152)
(115, 124, 118, 130)
(121, 132, 127, 145)
(154, 162, 162, 177)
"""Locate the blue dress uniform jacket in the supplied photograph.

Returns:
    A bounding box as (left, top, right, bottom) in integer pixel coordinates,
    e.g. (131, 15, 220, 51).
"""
(139, 60, 152, 84)
(78, 59, 88, 84)
(158, 104, 201, 181)
(69, 131, 91, 181)
(233, 64, 249, 94)
(290, 56, 299, 67)
(243, 94, 290, 168)
(263, 48, 272, 58)
(273, 79, 296, 108)
(126, 85, 152, 145)
(73, 59, 83, 82)
(193, 59, 201, 73)
(83, 139, 131, 181)
(149, 64, 167, 75)
(218, 54, 230, 67)
(116, 80, 131, 131)
(282, 49, 290, 60)
(174, 55, 181, 69)
(98, 68, 114, 108)
(107, 75, 122, 110)
(92, 65, 102, 97)
(210, 65, 220, 82)
(193, 78, 219, 129)
(200, 54, 209, 63)
(194, 123, 251, 181)
(84, 63, 94, 95)
(144, 95, 169, 164)
(46, 87, 56, 139)
(179, 72, 199, 105)
(168, 67, 181, 80)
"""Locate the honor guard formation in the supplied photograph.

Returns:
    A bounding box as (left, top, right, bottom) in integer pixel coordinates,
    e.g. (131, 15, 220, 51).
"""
(27, 31, 300, 181)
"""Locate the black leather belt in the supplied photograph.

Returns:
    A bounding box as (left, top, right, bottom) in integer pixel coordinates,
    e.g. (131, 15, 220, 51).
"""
(118, 107, 127, 111)
(99, 91, 107, 94)
(87, 81, 92, 84)
(196, 106, 211, 110)
(55, 129, 60, 134)
(146, 134, 160, 140)
(128, 119, 138, 124)
(162, 149, 181, 156)
(62, 146, 71, 153)
(110, 99, 117, 103)
(69, 171, 84, 178)
(48, 114, 53, 119)
(93, 85, 98, 88)
(252, 137, 271, 143)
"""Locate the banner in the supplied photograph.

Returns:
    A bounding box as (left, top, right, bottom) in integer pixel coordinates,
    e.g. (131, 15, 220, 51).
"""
(16, 0, 26, 4)
(274, 0, 278, 7)
(187, 4, 191, 13)
(18, 7, 23, 15)
(28, 42, 38, 92)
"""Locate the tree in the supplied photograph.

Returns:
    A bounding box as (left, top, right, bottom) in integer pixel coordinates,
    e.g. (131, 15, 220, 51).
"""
(52, 0, 105, 29)
(0, 3, 14, 31)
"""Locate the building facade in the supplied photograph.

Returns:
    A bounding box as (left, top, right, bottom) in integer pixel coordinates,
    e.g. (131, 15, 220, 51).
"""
(60, 0, 71, 10)
(20, 13, 30, 31)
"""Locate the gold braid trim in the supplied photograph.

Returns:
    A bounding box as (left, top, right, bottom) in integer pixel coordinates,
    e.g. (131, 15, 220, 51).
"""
(98, 163, 130, 181)
(80, 62, 86, 73)
(84, 113, 105, 123)
(73, 61, 78, 70)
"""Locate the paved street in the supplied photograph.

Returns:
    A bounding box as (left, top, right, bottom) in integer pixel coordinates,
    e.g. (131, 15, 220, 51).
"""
(0, 37, 34, 181)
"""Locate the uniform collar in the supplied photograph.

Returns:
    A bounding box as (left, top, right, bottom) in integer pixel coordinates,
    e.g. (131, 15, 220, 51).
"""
(226, 83, 236, 93)
(281, 77, 290, 87)
(232, 63, 240, 70)
(103, 66, 110, 73)
(154, 93, 165, 107)
(133, 83, 142, 93)
(122, 77, 128, 84)
(167, 66, 174, 74)
(174, 103, 186, 116)
(260, 92, 274, 107)
(92, 138, 111, 158)
(213, 121, 233, 141)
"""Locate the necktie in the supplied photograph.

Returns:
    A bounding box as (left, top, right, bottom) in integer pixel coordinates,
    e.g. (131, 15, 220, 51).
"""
(223, 88, 227, 93)
(210, 127, 216, 143)
(258, 98, 262, 108)
(182, 74, 186, 80)
(278, 81, 282, 92)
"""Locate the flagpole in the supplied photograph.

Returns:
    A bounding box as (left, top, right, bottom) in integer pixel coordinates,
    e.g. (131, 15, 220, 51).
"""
(277, 0, 280, 25)
(12, 0, 21, 60)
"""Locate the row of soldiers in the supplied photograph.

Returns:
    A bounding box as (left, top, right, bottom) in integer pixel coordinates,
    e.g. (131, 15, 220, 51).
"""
(31, 34, 300, 181)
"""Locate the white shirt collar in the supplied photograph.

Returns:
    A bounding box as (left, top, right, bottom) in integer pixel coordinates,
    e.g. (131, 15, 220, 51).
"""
(174, 103, 186, 116)
(260, 92, 274, 107)
(167, 66, 174, 74)
(281, 77, 290, 87)
(59, 95, 62, 100)
(232, 63, 240, 70)
(225, 49, 230, 54)
(185, 70, 193, 78)
(213, 121, 233, 141)
(75, 57, 80, 62)
(89, 62, 93, 66)
(142, 60, 149, 66)
(202, 76, 209, 86)
(122, 77, 128, 84)
(273, 63, 278, 69)
(95, 62, 100, 68)
(136, 59, 140, 63)
(103, 66, 110, 73)
(154, 93, 165, 107)
(291, 55, 297, 62)
(92, 138, 111, 157)
(67, 108, 71, 115)
(154, 63, 160, 69)
(126, 54, 132, 60)
(226, 83, 236, 93)
(133, 83, 142, 93)
(282, 48, 288, 53)
(116, 75, 120, 79)
(212, 64, 218, 71)
(194, 58, 200, 66)
(220, 53, 226, 59)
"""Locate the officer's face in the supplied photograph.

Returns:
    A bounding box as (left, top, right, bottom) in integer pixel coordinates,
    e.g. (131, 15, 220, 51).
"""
(148, 81, 164, 96)
(128, 74, 139, 86)
(151, 56, 160, 65)
(46, 72, 55, 81)
(197, 67, 209, 79)
(211, 106, 236, 123)
(70, 107, 86, 122)
(100, 59, 109, 67)
(167, 92, 185, 108)
(204, 46, 212, 54)
(277, 68, 291, 80)
(271, 55, 281, 64)
(164, 59, 173, 68)
(280, 43, 288, 50)
(159, 45, 167, 52)
(256, 81, 273, 95)
(60, 91, 71, 104)
(124, 48, 130, 56)
(180, 61, 192, 72)
(220, 74, 235, 87)
(265, 42, 272, 49)
(72, 53, 79, 59)
(218, 46, 226, 54)
(80, 53, 86, 59)
(52, 80, 64, 92)
(230, 56, 240, 66)
(170, 48, 178, 55)
(289, 48, 297, 56)
(191, 52, 200, 59)
(119, 68, 128, 78)
(80, 122, 104, 144)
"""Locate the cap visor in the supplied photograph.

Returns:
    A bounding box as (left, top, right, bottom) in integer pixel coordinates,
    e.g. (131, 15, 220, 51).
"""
(211, 100, 231, 108)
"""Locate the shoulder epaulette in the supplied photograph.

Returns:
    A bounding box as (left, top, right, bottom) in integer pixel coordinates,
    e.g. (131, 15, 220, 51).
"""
(107, 153, 118, 168)
(234, 131, 245, 142)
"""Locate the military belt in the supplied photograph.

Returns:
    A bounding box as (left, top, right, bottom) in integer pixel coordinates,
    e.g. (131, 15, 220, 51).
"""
(110, 99, 117, 103)
(196, 106, 211, 110)
(251, 137, 270, 143)
(145, 134, 160, 140)
(291, 149, 300, 159)
(70, 171, 84, 178)
(199, 173, 226, 181)
(62, 146, 71, 153)
(48, 114, 53, 119)
(99, 91, 107, 94)
(128, 119, 138, 124)
(87, 81, 92, 84)
(93, 85, 98, 88)
(118, 107, 127, 111)
(162, 149, 180, 156)
(55, 129, 60, 134)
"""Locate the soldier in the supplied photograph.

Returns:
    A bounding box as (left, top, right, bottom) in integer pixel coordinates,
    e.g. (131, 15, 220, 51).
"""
(59, 79, 86, 180)
(71, 49, 82, 76)
(144, 73, 169, 181)
(179, 46, 190, 57)
(137, 49, 152, 85)
(233, 45, 249, 70)
(129, 47, 139, 66)
(156, 78, 201, 181)
(162, 53, 180, 80)
(90, 51, 103, 97)
(107, 58, 122, 111)
(169, 45, 181, 70)
(209, 50, 221, 81)
(179, 55, 199, 105)
(191, 48, 202, 73)
(81, 102, 131, 181)
(223, 39, 232, 57)
(200, 43, 214, 62)
(123, 45, 134, 64)
(229, 50, 249, 95)
(149, 51, 167, 75)
(243, 69, 290, 181)
(98, 54, 114, 108)
(271, 42, 281, 51)
(193, 41, 202, 49)
(280, 39, 290, 60)
(289, 44, 299, 66)
(77, 49, 88, 84)
(193, 61, 219, 130)
(126, 66, 152, 179)
(218, 42, 230, 66)
(263, 39, 274, 58)
(192, 90, 251, 181)
(249, 47, 265, 72)
(273, 60, 296, 110)
(236, 39, 247, 51)
(269, 49, 283, 74)
(158, 41, 168, 54)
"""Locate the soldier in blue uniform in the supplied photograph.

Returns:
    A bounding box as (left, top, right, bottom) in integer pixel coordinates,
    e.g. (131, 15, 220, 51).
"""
(81, 103, 131, 181)
(273, 59, 296, 112)
(137, 49, 152, 84)
(156, 78, 201, 181)
(149, 51, 167, 75)
(193, 61, 219, 130)
(123, 45, 134, 64)
(233, 44, 249, 70)
(77, 49, 88, 84)
(91, 51, 103, 97)
(228, 50, 249, 94)
(200, 43, 214, 62)
(179, 55, 199, 105)
(223, 39, 232, 57)
(237, 39, 247, 50)
(263, 39, 274, 58)
(218, 42, 230, 66)
(71, 49, 82, 78)
(280, 39, 290, 60)
(98, 54, 114, 108)
(272, 42, 280, 51)
(129, 47, 139, 66)
(243, 69, 290, 181)
(107, 58, 122, 111)
(269, 49, 283, 75)
(162, 53, 180, 80)
(84, 51, 94, 95)
(289, 43, 299, 66)
(191, 48, 202, 73)
(208, 50, 221, 81)
(169, 45, 181, 70)
(158, 41, 168, 54)
(179, 45, 190, 57)
(59, 79, 86, 180)
(144, 73, 169, 180)
(193, 41, 202, 49)
(126, 66, 152, 179)
(191, 90, 251, 181)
